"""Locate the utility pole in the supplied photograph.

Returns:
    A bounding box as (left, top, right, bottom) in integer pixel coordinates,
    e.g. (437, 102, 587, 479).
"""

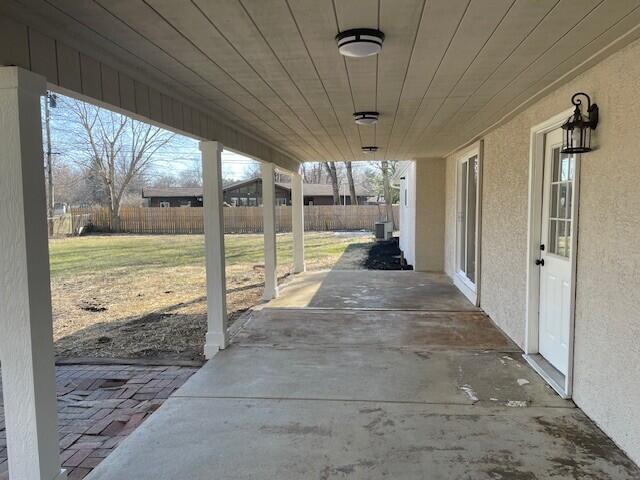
(45, 92, 56, 236)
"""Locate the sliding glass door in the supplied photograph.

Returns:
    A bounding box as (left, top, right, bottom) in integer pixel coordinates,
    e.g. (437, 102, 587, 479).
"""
(456, 151, 479, 293)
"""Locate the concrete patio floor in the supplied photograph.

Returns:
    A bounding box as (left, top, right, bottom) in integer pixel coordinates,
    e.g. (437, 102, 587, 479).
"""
(87, 271, 640, 479)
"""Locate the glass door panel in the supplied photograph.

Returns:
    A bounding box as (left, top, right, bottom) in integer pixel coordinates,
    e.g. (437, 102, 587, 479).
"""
(457, 154, 478, 285)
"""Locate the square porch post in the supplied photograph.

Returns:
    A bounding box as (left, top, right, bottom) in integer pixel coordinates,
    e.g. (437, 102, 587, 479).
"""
(291, 172, 306, 273)
(200, 141, 228, 358)
(262, 162, 278, 300)
(0, 67, 66, 480)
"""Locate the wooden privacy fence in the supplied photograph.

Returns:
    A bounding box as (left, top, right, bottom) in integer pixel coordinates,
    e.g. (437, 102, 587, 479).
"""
(72, 205, 399, 234)
(49, 213, 93, 237)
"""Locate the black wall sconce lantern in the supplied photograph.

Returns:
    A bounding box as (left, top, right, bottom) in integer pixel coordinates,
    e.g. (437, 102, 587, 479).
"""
(561, 92, 599, 154)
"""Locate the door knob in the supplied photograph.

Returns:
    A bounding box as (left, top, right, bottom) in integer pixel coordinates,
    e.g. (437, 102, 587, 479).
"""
(535, 258, 545, 266)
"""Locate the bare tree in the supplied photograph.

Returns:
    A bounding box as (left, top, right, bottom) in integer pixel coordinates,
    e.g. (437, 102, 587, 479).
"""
(323, 162, 341, 205)
(381, 161, 393, 223)
(177, 161, 203, 187)
(345, 161, 358, 205)
(67, 99, 174, 231)
(301, 162, 325, 184)
(243, 161, 262, 179)
(367, 161, 398, 223)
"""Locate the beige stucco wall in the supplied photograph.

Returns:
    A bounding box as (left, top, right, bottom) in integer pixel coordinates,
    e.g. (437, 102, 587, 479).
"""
(444, 157, 456, 278)
(413, 158, 446, 272)
(445, 37, 640, 464)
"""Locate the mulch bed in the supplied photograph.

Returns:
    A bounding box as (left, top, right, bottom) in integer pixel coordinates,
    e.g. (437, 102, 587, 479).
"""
(363, 237, 413, 270)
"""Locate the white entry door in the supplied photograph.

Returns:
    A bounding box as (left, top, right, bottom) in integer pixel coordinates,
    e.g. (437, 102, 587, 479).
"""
(538, 128, 576, 375)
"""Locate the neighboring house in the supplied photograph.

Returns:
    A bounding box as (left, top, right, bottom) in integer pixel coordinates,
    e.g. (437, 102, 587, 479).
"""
(224, 177, 372, 206)
(142, 178, 372, 207)
(142, 187, 203, 207)
(223, 177, 290, 206)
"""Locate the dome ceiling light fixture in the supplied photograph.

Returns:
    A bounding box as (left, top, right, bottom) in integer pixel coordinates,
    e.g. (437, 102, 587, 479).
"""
(362, 146, 379, 153)
(354, 111, 379, 125)
(336, 28, 385, 58)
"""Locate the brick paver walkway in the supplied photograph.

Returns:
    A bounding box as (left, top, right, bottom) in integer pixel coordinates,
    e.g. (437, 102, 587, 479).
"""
(0, 363, 198, 479)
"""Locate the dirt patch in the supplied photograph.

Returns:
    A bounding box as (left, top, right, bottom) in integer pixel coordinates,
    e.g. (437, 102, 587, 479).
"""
(52, 265, 285, 361)
(51, 233, 373, 360)
(364, 237, 411, 270)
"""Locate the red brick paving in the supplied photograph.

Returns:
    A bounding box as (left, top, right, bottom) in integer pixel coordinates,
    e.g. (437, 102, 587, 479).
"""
(0, 364, 198, 479)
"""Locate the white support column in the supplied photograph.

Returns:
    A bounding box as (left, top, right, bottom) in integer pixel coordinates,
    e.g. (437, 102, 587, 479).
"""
(200, 141, 228, 358)
(262, 162, 278, 300)
(291, 172, 306, 273)
(0, 67, 66, 480)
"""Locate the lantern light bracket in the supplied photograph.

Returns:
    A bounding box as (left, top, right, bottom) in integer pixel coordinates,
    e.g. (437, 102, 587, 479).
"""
(571, 92, 599, 129)
(561, 92, 599, 154)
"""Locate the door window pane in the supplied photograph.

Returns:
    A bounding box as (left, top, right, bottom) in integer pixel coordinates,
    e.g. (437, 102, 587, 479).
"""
(558, 184, 567, 219)
(569, 155, 575, 180)
(551, 184, 558, 219)
(566, 184, 572, 220)
(549, 220, 556, 254)
(560, 155, 570, 181)
(564, 221, 572, 258)
(557, 221, 566, 257)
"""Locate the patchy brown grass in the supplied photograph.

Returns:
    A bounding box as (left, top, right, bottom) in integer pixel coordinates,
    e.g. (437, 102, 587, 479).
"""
(51, 232, 371, 360)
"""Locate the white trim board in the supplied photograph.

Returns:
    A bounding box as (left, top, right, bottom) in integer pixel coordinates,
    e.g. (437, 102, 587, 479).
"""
(524, 108, 580, 399)
(453, 274, 477, 306)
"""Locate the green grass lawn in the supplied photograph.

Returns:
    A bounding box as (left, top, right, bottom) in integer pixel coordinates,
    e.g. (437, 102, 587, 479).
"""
(48, 232, 372, 278)
(48, 232, 373, 359)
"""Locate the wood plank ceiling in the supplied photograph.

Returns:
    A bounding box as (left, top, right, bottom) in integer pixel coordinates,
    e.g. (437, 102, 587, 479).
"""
(12, 0, 640, 161)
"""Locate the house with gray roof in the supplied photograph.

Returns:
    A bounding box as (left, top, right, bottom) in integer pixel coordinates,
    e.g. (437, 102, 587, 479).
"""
(143, 178, 372, 207)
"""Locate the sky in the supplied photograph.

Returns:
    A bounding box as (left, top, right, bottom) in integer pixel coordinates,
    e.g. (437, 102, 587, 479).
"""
(46, 92, 261, 182)
(45, 91, 384, 185)
(221, 150, 258, 179)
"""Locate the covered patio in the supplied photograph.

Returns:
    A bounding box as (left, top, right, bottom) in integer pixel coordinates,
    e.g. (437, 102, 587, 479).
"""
(2, 1, 640, 478)
(85, 271, 639, 479)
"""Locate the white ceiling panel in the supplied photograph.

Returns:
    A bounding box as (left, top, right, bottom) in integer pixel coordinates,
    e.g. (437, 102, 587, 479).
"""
(6, 0, 640, 160)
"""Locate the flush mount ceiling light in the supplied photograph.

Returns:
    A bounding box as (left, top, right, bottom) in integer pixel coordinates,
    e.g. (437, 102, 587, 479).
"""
(362, 146, 379, 153)
(354, 111, 379, 125)
(336, 28, 385, 58)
